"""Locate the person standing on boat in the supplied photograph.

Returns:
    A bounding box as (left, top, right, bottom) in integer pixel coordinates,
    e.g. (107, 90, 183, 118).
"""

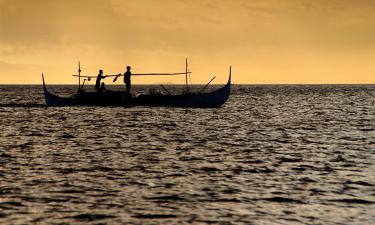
(95, 69, 106, 92)
(124, 66, 132, 95)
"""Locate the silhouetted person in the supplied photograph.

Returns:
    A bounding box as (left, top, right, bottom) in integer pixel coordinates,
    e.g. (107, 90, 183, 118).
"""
(95, 70, 106, 92)
(124, 66, 131, 94)
(100, 82, 106, 92)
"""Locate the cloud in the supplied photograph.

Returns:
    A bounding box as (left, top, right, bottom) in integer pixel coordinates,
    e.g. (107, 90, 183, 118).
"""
(1, 0, 373, 53)
(0, 0, 373, 83)
(0, 0, 118, 47)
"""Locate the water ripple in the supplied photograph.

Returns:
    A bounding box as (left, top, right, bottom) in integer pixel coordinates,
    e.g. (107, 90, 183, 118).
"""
(0, 84, 374, 224)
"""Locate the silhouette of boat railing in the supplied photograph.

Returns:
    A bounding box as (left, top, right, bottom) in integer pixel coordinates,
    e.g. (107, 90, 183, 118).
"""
(42, 60, 231, 107)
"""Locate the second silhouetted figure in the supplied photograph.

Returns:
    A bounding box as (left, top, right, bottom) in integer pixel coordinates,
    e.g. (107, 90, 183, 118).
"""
(95, 69, 106, 92)
(124, 66, 131, 94)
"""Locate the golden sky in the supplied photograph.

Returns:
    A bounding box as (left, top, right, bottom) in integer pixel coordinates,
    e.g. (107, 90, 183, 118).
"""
(0, 0, 374, 84)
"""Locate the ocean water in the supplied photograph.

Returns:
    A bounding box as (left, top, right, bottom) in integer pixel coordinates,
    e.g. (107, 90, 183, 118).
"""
(0, 84, 374, 224)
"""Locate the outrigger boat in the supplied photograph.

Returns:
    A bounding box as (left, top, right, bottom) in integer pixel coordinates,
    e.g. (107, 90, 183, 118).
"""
(42, 60, 231, 107)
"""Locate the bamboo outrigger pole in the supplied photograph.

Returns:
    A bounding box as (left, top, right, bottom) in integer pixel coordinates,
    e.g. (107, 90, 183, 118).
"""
(72, 72, 192, 78)
(72, 60, 193, 85)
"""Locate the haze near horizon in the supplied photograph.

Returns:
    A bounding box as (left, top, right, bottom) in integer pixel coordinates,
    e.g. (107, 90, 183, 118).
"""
(0, 0, 374, 84)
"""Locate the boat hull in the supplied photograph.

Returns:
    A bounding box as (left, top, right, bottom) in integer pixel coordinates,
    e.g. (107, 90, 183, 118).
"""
(42, 75, 231, 108)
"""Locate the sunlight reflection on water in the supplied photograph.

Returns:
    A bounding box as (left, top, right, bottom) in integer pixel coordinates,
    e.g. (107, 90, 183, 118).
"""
(0, 84, 374, 224)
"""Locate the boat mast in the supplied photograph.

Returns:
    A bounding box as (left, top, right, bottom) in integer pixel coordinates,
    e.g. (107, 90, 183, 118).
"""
(185, 58, 189, 93)
(78, 61, 81, 90)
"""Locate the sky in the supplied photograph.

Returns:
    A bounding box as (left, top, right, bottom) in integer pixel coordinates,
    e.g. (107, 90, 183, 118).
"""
(0, 0, 374, 84)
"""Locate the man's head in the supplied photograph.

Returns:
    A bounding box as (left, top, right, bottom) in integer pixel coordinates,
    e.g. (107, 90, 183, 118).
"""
(99, 69, 103, 74)
(126, 66, 131, 71)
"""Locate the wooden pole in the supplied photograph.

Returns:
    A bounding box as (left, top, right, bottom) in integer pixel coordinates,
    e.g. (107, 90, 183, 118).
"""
(78, 61, 81, 90)
(185, 58, 189, 92)
(160, 84, 172, 95)
(199, 76, 216, 93)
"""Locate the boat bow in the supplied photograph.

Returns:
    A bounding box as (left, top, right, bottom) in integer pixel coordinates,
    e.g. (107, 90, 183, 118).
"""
(42, 74, 75, 106)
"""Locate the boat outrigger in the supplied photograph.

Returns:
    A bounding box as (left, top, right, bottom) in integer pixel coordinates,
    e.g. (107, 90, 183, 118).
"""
(42, 60, 231, 107)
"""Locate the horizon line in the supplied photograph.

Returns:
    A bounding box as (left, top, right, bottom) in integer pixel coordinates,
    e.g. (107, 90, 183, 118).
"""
(0, 83, 374, 85)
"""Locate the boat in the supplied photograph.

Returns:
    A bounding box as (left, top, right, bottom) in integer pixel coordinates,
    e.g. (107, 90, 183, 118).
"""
(42, 62, 231, 108)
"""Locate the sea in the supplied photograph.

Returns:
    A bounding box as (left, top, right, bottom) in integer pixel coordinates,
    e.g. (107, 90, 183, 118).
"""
(0, 84, 374, 224)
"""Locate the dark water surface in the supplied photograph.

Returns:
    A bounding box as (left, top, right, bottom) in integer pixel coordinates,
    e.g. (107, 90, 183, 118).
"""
(0, 84, 374, 224)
